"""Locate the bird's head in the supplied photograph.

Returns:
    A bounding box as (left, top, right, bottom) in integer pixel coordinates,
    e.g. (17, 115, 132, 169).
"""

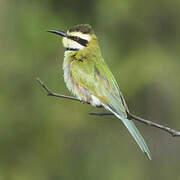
(47, 24, 98, 52)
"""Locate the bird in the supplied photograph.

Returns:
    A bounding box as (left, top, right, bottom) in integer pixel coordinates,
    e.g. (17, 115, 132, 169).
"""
(46, 24, 152, 160)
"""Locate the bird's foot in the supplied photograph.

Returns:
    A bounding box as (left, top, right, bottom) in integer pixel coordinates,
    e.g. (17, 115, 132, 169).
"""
(80, 100, 87, 104)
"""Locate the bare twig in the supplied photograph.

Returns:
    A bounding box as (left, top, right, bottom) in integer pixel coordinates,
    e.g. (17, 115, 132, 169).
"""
(36, 77, 90, 104)
(36, 77, 180, 137)
(90, 112, 180, 137)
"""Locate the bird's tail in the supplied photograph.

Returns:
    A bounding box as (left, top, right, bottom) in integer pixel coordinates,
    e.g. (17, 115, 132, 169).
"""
(102, 103, 152, 160)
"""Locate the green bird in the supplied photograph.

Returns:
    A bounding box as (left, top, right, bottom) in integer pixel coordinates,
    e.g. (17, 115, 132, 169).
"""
(47, 24, 152, 160)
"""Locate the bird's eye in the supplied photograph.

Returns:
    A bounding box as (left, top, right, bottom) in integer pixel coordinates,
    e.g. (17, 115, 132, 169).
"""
(74, 36, 80, 41)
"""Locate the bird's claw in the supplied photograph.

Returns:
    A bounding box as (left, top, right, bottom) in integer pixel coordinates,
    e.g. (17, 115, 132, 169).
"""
(80, 100, 86, 104)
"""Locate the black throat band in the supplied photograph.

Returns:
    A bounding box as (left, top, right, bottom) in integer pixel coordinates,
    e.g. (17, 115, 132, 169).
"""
(65, 47, 79, 51)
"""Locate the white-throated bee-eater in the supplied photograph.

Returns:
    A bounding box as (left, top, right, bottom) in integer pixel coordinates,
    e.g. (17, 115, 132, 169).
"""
(47, 24, 152, 160)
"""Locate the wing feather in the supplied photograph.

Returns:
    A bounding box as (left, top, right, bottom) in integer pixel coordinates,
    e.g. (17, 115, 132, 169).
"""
(70, 57, 151, 159)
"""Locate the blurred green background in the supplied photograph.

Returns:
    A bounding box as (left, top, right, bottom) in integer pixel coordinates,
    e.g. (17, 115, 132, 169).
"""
(1, 0, 180, 179)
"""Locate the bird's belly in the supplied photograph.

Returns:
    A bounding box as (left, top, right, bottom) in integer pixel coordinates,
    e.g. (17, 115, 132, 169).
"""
(63, 59, 101, 107)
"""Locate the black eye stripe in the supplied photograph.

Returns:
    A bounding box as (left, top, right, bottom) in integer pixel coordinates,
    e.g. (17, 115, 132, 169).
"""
(68, 36, 88, 46)
(78, 38, 88, 46)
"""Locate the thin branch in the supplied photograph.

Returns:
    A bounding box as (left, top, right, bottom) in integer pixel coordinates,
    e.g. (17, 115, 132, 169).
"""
(36, 77, 180, 137)
(90, 112, 180, 137)
(129, 113, 180, 137)
(36, 77, 90, 104)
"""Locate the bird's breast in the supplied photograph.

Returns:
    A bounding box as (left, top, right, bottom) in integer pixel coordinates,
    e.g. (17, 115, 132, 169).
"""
(63, 53, 101, 107)
(63, 54, 91, 103)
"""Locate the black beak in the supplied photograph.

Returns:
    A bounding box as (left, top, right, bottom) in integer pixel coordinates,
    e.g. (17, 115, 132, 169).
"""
(46, 30, 66, 37)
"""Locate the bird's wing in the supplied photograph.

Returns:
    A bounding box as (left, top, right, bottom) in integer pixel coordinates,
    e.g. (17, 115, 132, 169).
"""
(70, 58, 151, 159)
(70, 58, 127, 116)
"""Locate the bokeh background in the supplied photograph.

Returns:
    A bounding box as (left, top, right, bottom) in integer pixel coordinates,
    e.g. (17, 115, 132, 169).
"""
(1, 0, 180, 179)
